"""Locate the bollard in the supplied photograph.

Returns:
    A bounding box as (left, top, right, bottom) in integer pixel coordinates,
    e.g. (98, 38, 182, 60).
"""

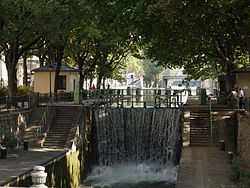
(0, 147, 7, 159)
(228, 152, 233, 164)
(219, 140, 225, 151)
(31, 166, 47, 188)
(24, 140, 29, 151)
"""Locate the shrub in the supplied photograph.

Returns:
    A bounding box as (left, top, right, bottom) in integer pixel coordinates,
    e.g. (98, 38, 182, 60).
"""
(0, 86, 8, 97)
(1, 133, 19, 149)
(17, 86, 33, 96)
(230, 162, 240, 182)
(230, 159, 250, 187)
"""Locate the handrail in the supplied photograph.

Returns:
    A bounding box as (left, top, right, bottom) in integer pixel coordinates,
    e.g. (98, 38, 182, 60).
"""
(208, 96, 213, 145)
(86, 88, 187, 108)
(65, 106, 85, 149)
(35, 97, 54, 145)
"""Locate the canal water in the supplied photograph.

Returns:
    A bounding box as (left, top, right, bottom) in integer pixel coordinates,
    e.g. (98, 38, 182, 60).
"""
(81, 108, 182, 188)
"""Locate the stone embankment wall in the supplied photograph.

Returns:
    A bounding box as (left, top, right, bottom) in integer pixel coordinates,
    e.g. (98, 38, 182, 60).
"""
(237, 112, 250, 164)
(9, 107, 92, 188)
(0, 110, 31, 143)
(211, 110, 237, 152)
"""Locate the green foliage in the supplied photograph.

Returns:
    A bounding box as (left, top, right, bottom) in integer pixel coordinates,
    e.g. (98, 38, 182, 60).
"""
(125, 55, 144, 75)
(17, 86, 33, 96)
(139, 0, 250, 85)
(1, 133, 19, 149)
(230, 161, 250, 187)
(143, 58, 163, 88)
(125, 52, 164, 88)
(230, 162, 241, 182)
(0, 87, 8, 97)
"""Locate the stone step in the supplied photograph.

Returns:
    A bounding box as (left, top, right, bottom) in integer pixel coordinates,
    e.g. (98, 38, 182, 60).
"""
(49, 124, 72, 127)
(190, 126, 210, 129)
(191, 126, 210, 128)
(53, 118, 74, 121)
(43, 106, 79, 148)
(190, 133, 210, 135)
(190, 131, 211, 135)
(190, 110, 210, 113)
(190, 138, 211, 142)
(190, 121, 210, 124)
(190, 114, 210, 117)
(190, 136, 211, 140)
(48, 129, 70, 131)
(190, 142, 211, 146)
(46, 132, 69, 135)
(45, 138, 66, 142)
(52, 122, 74, 125)
(43, 143, 65, 147)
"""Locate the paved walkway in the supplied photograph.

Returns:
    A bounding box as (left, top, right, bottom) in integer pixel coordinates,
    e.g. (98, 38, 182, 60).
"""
(0, 147, 66, 186)
(176, 105, 238, 188)
(176, 146, 238, 188)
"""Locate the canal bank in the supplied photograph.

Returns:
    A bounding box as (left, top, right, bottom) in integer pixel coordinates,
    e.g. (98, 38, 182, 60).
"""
(176, 146, 237, 188)
(176, 105, 238, 188)
(0, 105, 92, 187)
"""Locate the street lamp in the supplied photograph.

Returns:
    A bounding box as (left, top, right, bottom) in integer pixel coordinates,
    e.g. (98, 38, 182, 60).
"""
(48, 64, 53, 98)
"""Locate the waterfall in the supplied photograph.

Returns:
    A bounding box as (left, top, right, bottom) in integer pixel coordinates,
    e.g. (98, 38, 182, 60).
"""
(92, 108, 182, 166)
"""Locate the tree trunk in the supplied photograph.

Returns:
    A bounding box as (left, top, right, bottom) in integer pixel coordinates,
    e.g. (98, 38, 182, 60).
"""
(225, 61, 237, 93)
(76, 56, 84, 90)
(97, 74, 102, 89)
(79, 69, 84, 90)
(89, 77, 93, 89)
(53, 46, 64, 94)
(102, 77, 106, 89)
(23, 53, 28, 86)
(5, 42, 19, 107)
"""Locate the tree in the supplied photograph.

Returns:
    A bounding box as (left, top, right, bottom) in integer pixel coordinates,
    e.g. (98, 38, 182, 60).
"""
(90, 0, 140, 89)
(0, 0, 73, 105)
(65, 0, 101, 90)
(140, 0, 250, 92)
(142, 58, 163, 88)
(125, 55, 144, 75)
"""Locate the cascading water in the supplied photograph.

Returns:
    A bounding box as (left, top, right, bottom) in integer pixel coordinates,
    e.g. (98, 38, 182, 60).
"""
(81, 108, 182, 188)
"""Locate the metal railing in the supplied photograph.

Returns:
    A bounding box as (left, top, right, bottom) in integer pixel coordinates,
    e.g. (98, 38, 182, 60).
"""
(83, 88, 188, 108)
(0, 88, 192, 109)
(35, 97, 55, 145)
(0, 96, 29, 109)
(39, 92, 74, 106)
(208, 96, 213, 145)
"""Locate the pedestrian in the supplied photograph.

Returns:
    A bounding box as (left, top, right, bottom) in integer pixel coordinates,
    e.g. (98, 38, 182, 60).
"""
(238, 88, 244, 109)
(227, 88, 238, 109)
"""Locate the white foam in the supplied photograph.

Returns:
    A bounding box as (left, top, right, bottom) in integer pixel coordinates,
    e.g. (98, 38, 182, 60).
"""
(83, 163, 178, 187)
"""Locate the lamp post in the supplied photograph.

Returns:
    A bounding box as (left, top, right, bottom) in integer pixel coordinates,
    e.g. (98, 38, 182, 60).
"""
(48, 64, 53, 98)
(131, 74, 134, 107)
(131, 74, 134, 89)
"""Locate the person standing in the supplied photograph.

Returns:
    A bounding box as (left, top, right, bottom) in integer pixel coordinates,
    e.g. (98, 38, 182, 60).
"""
(238, 88, 245, 109)
(227, 88, 238, 109)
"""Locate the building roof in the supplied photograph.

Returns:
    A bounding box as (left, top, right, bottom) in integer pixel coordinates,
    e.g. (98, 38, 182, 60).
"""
(32, 63, 79, 72)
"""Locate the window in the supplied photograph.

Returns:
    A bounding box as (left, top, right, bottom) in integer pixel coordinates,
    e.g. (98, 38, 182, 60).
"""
(58, 75, 66, 90)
